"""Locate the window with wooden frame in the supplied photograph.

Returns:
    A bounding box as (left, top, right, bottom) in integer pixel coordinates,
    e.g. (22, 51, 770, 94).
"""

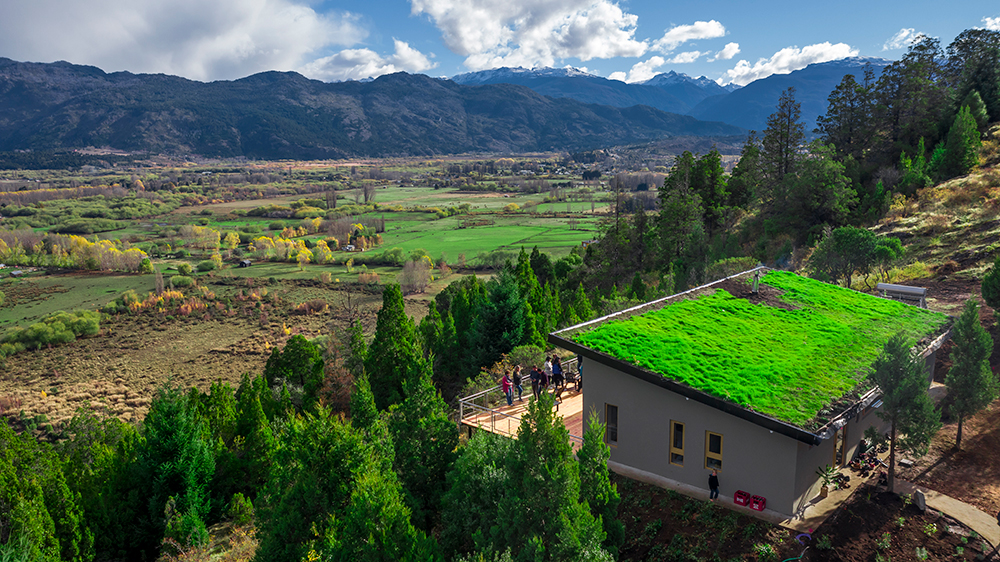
(669, 421, 685, 466)
(605, 404, 618, 445)
(705, 431, 723, 470)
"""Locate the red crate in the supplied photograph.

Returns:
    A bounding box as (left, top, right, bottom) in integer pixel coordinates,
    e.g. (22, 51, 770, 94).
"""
(733, 490, 751, 506)
(750, 495, 766, 511)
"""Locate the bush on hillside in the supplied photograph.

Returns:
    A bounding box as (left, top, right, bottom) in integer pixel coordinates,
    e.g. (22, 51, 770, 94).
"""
(982, 255, 1000, 312)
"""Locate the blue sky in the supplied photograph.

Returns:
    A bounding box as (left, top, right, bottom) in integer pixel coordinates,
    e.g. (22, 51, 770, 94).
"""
(0, 0, 997, 85)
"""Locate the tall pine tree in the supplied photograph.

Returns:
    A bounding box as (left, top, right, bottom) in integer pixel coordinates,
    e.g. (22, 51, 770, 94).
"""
(365, 284, 426, 410)
(945, 299, 997, 449)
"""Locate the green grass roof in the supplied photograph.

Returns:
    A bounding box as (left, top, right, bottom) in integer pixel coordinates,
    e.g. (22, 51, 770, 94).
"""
(573, 271, 950, 427)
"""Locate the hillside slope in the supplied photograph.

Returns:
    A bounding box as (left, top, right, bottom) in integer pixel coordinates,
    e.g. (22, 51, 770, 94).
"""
(872, 125, 1000, 279)
(0, 59, 744, 159)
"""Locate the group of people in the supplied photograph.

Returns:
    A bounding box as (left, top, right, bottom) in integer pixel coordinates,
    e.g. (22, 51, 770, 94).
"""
(497, 355, 580, 406)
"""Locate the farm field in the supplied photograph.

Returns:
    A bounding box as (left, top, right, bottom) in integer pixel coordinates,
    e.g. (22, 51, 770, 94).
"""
(0, 272, 154, 329)
(0, 157, 610, 431)
(375, 213, 600, 259)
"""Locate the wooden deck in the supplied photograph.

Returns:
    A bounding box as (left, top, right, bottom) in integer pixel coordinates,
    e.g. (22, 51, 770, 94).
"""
(461, 387, 586, 448)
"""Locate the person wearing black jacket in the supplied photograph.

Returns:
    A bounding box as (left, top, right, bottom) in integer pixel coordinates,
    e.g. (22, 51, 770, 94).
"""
(512, 365, 524, 402)
(709, 469, 720, 501)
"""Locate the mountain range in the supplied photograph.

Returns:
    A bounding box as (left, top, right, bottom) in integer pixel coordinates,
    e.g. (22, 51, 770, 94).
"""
(452, 66, 735, 115)
(0, 58, 742, 160)
(453, 57, 892, 134)
(687, 57, 892, 132)
(0, 56, 894, 160)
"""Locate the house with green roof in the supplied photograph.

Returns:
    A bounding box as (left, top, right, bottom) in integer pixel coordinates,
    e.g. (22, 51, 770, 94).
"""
(549, 267, 951, 518)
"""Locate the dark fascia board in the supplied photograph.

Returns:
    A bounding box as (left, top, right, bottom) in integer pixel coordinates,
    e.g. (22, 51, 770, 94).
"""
(548, 332, 823, 446)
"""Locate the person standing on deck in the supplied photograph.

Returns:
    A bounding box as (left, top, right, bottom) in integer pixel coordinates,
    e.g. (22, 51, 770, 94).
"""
(498, 370, 513, 406)
(512, 365, 524, 402)
(708, 469, 720, 501)
(551, 356, 563, 403)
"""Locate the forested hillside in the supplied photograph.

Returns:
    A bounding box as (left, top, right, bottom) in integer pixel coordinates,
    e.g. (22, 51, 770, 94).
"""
(580, 30, 1000, 292)
(0, 59, 742, 159)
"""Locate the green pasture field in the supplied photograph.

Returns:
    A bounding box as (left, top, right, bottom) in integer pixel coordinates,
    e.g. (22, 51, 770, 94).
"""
(203, 260, 399, 285)
(573, 270, 950, 428)
(374, 214, 600, 260)
(0, 273, 155, 329)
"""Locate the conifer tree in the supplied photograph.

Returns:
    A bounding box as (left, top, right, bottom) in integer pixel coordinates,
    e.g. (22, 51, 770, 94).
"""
(983, 255, 1000, 312)
(233, 376, 276, 497)
(960, 90, 990, 130)
(418, 301, 444, 359)
(942, 105, 981, 177)
(387, 364, 459, 531)
(350, 374, 395, 474)
(138, 386, 216, 554)
(628, 273, 646, 301)
(726, 131, 762, 209)
(365, 284, 426, 410)
(868, 334, 942, 492)
(657, 151, 702, 262)
(255, 409, 425, 562)
(691, 149, 729, 234)
(494, 393, 609, 561)
(0, 420, 89, 562)
(470, 270, 532, 370)
(578, 411, 624, 558)
(572, 282, 594, 321)
(945, 299, 997, 449)
(439, 432, 515, 558)
(761, 87, 804, 186)
(815, 67, 877, 162)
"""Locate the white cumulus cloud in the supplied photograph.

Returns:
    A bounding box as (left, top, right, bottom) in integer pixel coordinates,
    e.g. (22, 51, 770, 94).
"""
(610, 56, 664, 83)
(984, 17, 1000, 31)
(710, 42, 740, 61)
(882, 28, 923, 51)
(652, 20, 726, 53)
(667, 51, 702, 64)
(721, 42, 859, 86)
(299, 39, 436, 82)
(0, 0, 370, 81)
(410, 0, 647, 70)
(610, 49, 707, 83)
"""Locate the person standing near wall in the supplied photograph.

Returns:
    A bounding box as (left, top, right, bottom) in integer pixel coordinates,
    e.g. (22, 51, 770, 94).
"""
(709, 469, 720, 501)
